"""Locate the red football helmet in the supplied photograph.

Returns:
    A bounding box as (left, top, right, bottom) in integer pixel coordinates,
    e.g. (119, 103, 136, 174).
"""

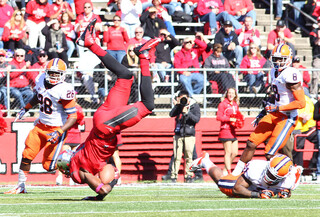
(271, 43, 293, 71)
(263, 154, 293, 185)
(45, 58, 67, 85)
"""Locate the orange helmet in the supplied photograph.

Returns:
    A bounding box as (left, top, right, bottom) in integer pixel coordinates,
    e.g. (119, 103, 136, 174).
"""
(45, 58, 67, 85)
(271, 43, 292, 71)
(263, 154, 293, 185)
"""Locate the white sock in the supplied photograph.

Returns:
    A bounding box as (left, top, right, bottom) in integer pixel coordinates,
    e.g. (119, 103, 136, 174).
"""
(232, 160, 246, 176)
(18, 169, 27, 186)
(202, 157, 215, 174)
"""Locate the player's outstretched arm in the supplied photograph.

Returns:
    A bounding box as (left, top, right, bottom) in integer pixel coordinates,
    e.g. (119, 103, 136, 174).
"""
(15, 94, 39, 121)
(233, 175, 259, 198)
(280, 82, 306, 111)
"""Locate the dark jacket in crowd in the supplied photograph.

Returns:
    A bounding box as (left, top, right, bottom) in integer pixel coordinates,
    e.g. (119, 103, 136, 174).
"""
(214, 29, 239, 53)
(170, 99, 200, 137)
(140, 10, 167, 39)
(154, 35, 180, 64)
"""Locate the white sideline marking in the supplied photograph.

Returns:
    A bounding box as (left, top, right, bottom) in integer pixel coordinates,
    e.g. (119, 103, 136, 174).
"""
(2, 207, 320, 215)
(2, 198, 320, 206)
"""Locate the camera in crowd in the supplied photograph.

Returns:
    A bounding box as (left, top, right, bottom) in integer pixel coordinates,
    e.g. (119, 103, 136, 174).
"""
(180, 97, 188, 106)
(177, 90, 189, 107)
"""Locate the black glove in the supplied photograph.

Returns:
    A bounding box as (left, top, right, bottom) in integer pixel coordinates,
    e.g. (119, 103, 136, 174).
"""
(260, 189, 275, 199)
(278, 189, 290, 198)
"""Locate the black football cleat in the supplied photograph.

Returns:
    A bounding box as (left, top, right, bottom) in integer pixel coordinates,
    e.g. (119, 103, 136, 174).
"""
(76, 18, 97, 47)
(133, 37, 163, 59)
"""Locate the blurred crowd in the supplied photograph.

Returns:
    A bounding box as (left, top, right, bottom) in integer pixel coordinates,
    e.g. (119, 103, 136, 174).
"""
(0, 0, 319, 110)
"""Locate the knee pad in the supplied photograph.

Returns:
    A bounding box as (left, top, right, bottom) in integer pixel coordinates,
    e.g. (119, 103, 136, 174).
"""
(21, 158, 32, 166)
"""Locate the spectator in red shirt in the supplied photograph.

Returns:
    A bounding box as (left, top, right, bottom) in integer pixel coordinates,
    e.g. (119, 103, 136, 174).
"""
(182, 0, 198, 15)
(127, 26, 147, 48)
(292, 56, 311, 97)
(174, 37, 206, 96)
(60, 12, 76, 59)
(75, 1, 102, 57)
(25, 0, 51, 49)
(30, 49, 48, 77)
(2, 10, 27, 51)
(50, 0, 75, 21)
(216, 87, 241, 175)
(266, 20, 295, 58)
(196, 0, 229, 35)
(240, 43, 266, 94)
(8, 48, 34, 109)
(74, 0, 89, 16)
(223, 0, 256, 30)
(103, 15, 130, 63)
(0, 0, 14, 49)
(235, 16, 260, 57)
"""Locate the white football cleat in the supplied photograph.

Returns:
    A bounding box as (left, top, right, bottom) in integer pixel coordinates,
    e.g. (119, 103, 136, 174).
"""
(4, 183, 27, 194)
(56, 175, 63, 185)
(189, 151, 209, 172)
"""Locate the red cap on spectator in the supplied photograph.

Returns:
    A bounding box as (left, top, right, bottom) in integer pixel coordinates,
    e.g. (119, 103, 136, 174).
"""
(317, 17, 320, 21)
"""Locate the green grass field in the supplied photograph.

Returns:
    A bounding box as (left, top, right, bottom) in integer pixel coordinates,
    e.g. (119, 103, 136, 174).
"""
(1, 183, 320, 217)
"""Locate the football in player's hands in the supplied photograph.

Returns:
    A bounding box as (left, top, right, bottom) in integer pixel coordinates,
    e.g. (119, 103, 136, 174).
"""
(260, 190, 275, 199)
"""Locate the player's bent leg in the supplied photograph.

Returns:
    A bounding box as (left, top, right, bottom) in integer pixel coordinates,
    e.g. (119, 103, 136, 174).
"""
(265, 116, 296, 156)
(77, 18, 132, 80)
(239, 140, 257, 163)
(99, 164, 115, 184)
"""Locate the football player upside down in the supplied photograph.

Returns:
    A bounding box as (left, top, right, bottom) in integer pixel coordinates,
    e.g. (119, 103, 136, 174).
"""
(56, 18, 163, 200)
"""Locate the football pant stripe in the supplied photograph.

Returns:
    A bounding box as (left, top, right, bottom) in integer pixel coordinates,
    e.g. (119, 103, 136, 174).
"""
(49, 131, 66, 171)
(268, 117, 295, 155)
(103, 107, 138, 128)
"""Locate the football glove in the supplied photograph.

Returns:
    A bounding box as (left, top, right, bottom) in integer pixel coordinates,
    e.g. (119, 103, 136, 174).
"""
(265, 102, 279, 113)
(14, 108, 29, 122)
(251, 109, 267, 127)
(278, 189, 290, 198)
(47, 128, 64, 144)
(260, 190, 275, 199)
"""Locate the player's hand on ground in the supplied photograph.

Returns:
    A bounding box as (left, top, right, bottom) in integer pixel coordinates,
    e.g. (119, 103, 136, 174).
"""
(14, 108, 28, 122)
(47, 128, 63, 144)
(260, 190, 275, 199)
(278, 189, 291, 198)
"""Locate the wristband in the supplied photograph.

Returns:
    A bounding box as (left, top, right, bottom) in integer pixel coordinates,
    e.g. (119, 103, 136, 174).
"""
(95, 183, 104, 193)
(57, 128, 64, 135)
(251, 191, 260, 198)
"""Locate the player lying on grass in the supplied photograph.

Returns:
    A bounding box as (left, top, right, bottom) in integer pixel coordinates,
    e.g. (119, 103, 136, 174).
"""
(56, 18, 162, 200)
(190, 152, 303, 199)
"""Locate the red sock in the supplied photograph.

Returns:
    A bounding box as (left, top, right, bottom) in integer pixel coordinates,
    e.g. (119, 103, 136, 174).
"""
(89, 43, 107, 57)
(140, 59, 150, 77)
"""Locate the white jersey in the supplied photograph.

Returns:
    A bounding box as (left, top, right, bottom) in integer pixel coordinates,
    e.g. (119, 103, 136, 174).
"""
(34, 73, 76, 127)
(243, 160, 302, 193)
(270, 67, 302, 118)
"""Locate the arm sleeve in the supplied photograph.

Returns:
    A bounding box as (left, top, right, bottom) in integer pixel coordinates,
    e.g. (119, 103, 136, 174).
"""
(279, 88, 306, 111)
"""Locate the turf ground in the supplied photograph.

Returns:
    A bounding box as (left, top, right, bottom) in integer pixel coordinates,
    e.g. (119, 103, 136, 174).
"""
(1, 183, 320, 217)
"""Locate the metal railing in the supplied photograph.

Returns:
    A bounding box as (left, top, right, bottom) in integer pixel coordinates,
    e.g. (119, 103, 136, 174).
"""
(1, 67, 318, 117)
